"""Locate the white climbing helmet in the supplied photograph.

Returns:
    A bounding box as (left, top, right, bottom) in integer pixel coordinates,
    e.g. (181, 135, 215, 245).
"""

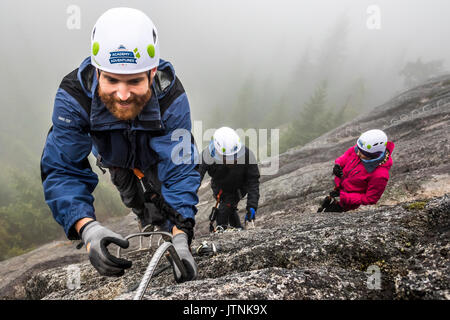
(357, 129, 388, 157)
(90, 7, 160, 74)
(210, 127, 242, 160)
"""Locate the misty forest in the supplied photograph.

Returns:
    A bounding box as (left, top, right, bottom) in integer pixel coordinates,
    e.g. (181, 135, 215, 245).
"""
(0, 0, 448, 261)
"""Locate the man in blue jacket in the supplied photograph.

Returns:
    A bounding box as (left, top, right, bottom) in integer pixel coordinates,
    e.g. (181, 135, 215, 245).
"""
(40, 8, 200, 281)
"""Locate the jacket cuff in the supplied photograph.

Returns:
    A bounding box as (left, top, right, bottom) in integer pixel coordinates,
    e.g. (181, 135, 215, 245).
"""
(65, 207, 96, 240)
(176, 206, 196, 221)
(339, 191, 362, 207)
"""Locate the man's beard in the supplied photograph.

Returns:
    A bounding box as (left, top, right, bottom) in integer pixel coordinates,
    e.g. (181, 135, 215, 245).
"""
(98, 86, 152, 121)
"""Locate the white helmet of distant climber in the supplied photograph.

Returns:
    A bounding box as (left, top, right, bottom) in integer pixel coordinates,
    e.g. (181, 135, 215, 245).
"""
(90, 7, 160, 74)
(209, 127, 242, 161)
(357, 129, 388, 158)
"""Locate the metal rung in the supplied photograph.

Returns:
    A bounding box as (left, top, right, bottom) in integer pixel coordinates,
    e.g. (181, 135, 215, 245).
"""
(117, 231, 173, 258)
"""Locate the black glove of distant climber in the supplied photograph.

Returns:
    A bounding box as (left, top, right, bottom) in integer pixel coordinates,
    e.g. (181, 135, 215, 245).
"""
(330, 189, 340, 198)
(170, 233, 198, 283)
(81, 221, 132, 277)
(333, 164, 343, 178)
(318, 195, 332, 212)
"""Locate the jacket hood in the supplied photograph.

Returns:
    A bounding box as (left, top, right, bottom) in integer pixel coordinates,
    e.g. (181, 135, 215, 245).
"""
(351, 141, 394, 173)
(76, 57, 178, 131)
(380, 141, 395, 170)
(77, 56, 176, 100)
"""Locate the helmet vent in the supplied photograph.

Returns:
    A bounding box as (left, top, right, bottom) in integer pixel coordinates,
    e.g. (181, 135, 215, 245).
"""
(92, 27, 96, 40)
(153, 29, 157, 43)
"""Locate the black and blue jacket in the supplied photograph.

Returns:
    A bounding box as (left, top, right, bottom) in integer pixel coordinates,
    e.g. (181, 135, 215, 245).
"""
(41, 57, 200, 240)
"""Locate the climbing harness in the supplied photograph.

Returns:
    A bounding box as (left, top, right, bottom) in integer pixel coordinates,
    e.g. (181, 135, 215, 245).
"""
(132, 168, 188, 229)
(113, 168, 190, 300)
(209, 190, 223, 233)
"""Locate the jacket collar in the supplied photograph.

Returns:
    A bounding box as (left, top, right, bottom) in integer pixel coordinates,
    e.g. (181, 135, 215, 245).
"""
(77, 57, 172, 131)
(353, 141, 394, 173)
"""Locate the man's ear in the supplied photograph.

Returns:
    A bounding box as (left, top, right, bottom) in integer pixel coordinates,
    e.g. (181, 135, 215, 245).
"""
(150, 67, 157, 78)
(148, 67, 158, 87)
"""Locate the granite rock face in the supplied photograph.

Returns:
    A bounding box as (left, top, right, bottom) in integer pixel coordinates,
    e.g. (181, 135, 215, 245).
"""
(1, 76, 449, 300)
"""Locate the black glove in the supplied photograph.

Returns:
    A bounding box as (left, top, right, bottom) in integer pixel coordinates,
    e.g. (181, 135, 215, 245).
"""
(81, 221, 132, 277)
(333, 164, 343, 178)
(318, 196, 344, 213)
(323, 200, 344, 213)
(330, 189, 340, 198)
(317, 195, 332, 212)
(170, 233, 198, 283)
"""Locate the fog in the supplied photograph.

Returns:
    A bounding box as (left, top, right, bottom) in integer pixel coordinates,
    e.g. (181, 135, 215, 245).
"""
(1, 0, 449, 154)
(0, 0, 449, 260)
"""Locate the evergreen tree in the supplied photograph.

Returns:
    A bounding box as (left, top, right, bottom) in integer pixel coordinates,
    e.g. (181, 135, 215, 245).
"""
(280, 81, 328, 152)
(230, 78, 256, 129)
(400, 58, 444, 88)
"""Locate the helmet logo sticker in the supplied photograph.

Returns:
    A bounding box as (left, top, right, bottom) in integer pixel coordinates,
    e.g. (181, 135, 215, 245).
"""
(358, 139, 364, 148)
(133, 48, 141, 59)
(109, 45, 138, 65)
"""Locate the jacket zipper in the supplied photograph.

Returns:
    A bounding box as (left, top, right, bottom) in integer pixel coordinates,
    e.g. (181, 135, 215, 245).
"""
(344, 159, 361, 178)
(339, 159, 361, 187)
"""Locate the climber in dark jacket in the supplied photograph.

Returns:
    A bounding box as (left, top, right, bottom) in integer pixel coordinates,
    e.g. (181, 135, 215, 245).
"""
(40, 8, 199, 281)
(197, 127, 260, 230)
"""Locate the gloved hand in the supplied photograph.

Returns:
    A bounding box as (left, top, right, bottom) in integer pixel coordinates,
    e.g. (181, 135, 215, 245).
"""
(81, 221, 132, 277)
(324, 200, 344, 213)
(333, 164, 343, 178)
(317, 195, 332, 212)
(330, 189, 340, 198)
(245, 208, 256, 222)
(171, 232, 198, 283)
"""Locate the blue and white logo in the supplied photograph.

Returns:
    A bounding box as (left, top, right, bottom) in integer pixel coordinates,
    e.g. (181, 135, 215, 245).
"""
(109, 45, 137, 65)
(358, 139, 364, 148)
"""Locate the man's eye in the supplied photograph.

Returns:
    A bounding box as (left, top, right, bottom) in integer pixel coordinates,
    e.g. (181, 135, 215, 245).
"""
(107, 78, 119, 84)
(128, 80, 142, 85)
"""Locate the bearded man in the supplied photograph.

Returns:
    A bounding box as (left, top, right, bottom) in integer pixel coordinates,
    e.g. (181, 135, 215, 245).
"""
(40, 8, 200, 281)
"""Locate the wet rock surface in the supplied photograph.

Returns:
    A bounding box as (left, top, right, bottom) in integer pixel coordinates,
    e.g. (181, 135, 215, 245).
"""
(1, 75, 449, 300)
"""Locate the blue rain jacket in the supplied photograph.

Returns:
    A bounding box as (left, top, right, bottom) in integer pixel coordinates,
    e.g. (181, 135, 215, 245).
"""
(41, 57, 200, 239)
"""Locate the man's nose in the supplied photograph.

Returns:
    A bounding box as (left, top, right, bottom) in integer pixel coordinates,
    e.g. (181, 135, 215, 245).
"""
(117, 83, 131, 101)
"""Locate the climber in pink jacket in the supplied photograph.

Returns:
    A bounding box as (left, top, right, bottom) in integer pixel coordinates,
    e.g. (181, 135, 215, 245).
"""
(318, 129, 394, 212)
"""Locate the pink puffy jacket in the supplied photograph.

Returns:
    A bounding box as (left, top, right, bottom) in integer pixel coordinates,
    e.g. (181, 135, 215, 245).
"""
(334, 142, 394, 211)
